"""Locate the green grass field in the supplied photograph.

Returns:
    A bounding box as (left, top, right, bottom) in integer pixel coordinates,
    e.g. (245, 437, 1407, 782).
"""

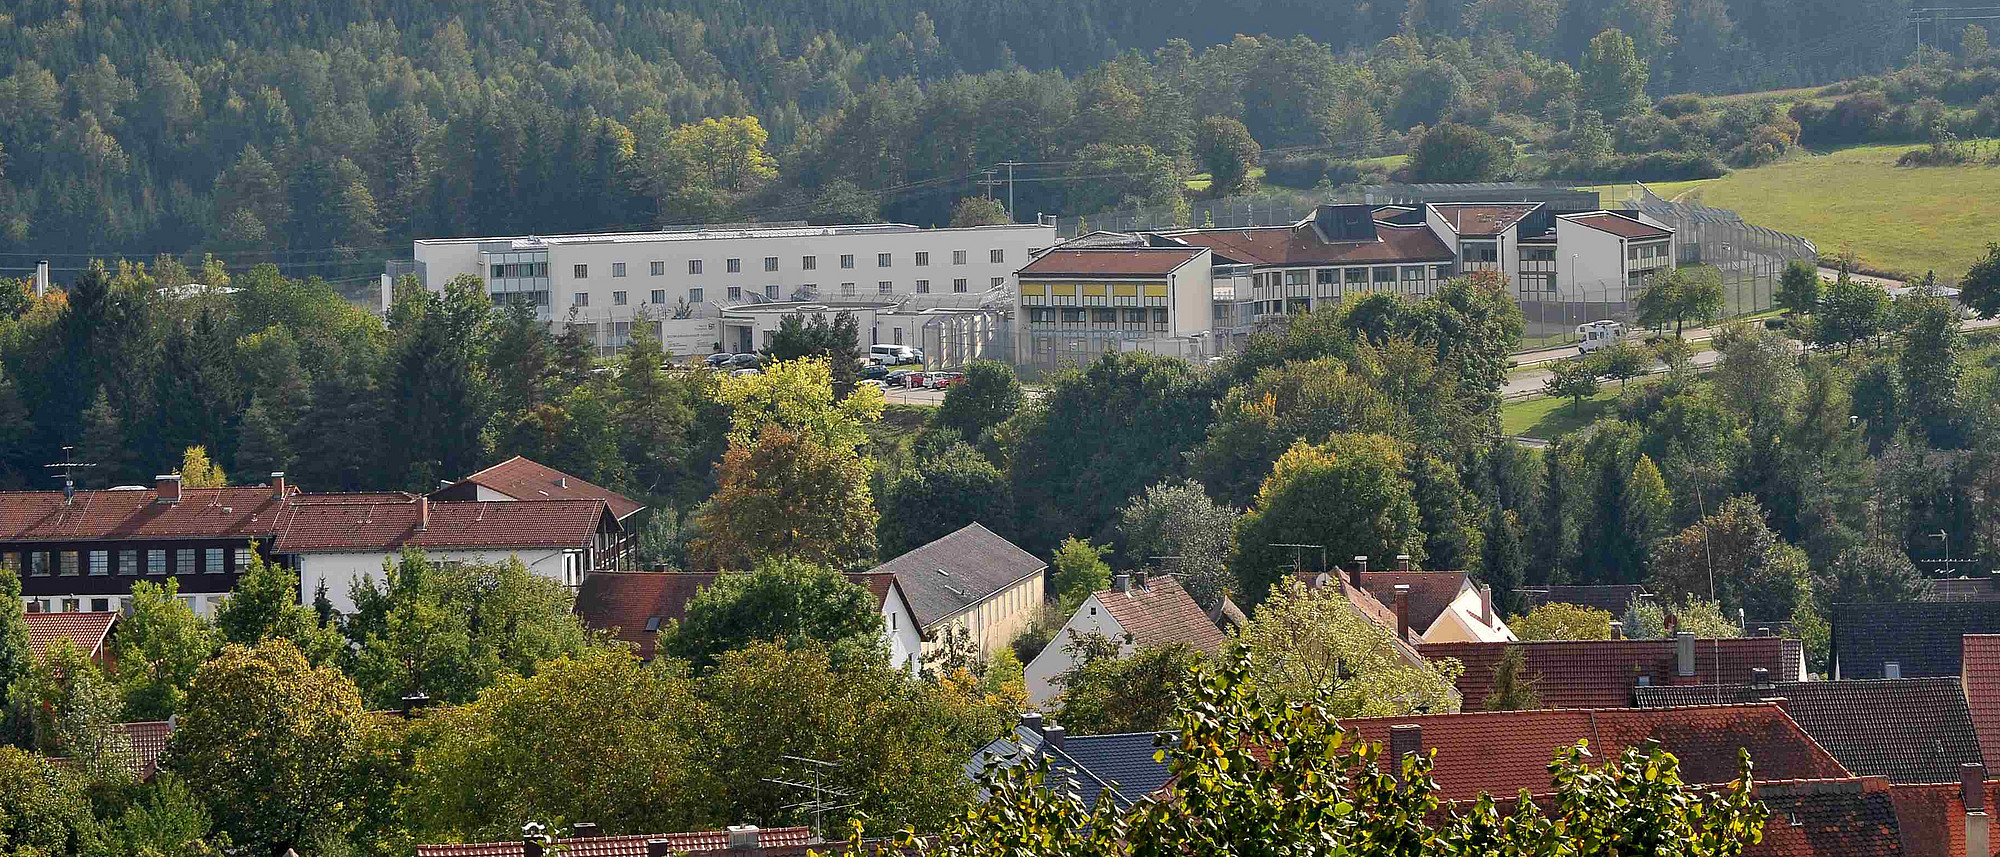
(1502, 388, 1622, 438)
(1673, 143, 2000, 277)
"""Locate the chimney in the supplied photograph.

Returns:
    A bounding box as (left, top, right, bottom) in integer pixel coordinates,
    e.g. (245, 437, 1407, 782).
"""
(1042, 724, 1066, 751)
(1609, 620, 1624, 640)
(1966, 763, 1990, 857)
(1676, 631, 1696, 677)
(1479, 585, 1493, 627)
(556, 476, 568, 488)
(1112, 574, 1130, 594)
(400, 692, 433, 716)
(1750, 667, 1773, 690)
(418, 495, 430, 532)
(521, 823, 549, 857)
(1133, 570, 1149, 591)
(155, 475, 182, 504)
(1393, 584, 1412, 641)
(725, 825, 760, 851)
(1351, 555, 1368, 589)
(61, 475, 74, 505)
(1396, 554, 1413, 572)
(647, 840, 676, 857)
(271, 472, 286, 499)
(34, 260, 49, 297)
(1388, 723, 1422, 767)
(570, 823, 597, 839)
(1020, 711, 1045, 736)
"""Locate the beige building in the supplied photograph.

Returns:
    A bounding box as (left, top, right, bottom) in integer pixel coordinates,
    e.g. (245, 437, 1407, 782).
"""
(867, 522, 1046, 663)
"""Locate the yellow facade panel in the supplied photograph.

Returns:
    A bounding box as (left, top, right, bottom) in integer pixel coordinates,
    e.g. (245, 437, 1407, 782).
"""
(1112, 284, 1139, 297)
(1050, 284, 1078, 296)
(1142, 284, 1169, 297)
(1081, 284, 1108, 297)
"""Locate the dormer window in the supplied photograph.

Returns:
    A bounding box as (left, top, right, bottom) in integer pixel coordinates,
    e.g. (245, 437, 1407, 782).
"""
(1884, 661, 1901, 679)
(644, 617, 661, 633)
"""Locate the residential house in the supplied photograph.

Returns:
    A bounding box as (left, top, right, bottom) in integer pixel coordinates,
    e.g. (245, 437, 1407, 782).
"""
(967, 712, 1171, 813)
(432, 456, 645, 562)
(1834, 602, 2000, 680)
(48, 720, 176, 781)
(866, 523, 1045, 664)
(1418, 633, 1807, 710)
(573, 570, 921, 670)
(1636, 672, 1984, 784)
(1023, 574, 1230, 705)
(1964, 635, 2000, 772)
(415, 825, 819, 857)
(277, 495, 628, 614)
(24, 611, 118, 665)
(1338, 557, 1513, 644)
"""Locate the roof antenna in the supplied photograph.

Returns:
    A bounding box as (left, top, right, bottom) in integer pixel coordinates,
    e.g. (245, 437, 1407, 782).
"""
(44, 446, 97, 506)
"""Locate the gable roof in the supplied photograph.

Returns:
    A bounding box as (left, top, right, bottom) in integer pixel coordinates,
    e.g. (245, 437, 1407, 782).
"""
(1159, 222, 1455, 267)
(1418, 637, 1805, 710)
(0, 486, 290, 543)
(107, 720, 174, 780)
(1519, 585, 1646, 615)
(1564, 211, 1673, 239)
(1093, 577, 1229, 652)
(1835, 602, 2000, 679)
(272, 498, 612, 554)
(24, 611, 118, 659)
(575, 570, 905, 660)
(1354, 571, 1472, 637)
(1431, 203, 1542, 236)
(442, 456, 644, 520)
(1963, 635, 2000, 772)
(1636, 678, 1983, 784)
(969, 723, 1169, 813)
(1341, 702, 1848, 802)
(1016, 247, 1205, 277)
(1752, 777, 1907, 857)
(868, 523, 1043, 630)
(414, 826, 817, 857)
(1295, 572, 1437, 672)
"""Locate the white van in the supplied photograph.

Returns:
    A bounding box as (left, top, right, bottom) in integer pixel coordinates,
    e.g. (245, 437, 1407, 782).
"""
(1576, 321, 1628, 355)
(870, 344, 918, 366)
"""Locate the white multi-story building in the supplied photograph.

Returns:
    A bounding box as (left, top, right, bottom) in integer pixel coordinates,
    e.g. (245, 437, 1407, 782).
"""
(394, 221, 1057, 354)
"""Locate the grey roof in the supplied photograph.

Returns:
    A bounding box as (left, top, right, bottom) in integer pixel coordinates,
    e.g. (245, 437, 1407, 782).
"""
(967, 726, 1170, 812)
(1634, 677, 1983, 784)
(1833, 601, 2000, 679)
(870, 523, 1044, 630)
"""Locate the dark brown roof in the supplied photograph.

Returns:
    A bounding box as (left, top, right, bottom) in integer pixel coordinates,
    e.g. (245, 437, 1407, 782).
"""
(1836, 602, 2000, 680)
(1751, 778, 1906, 857)
(1566, 211, 1672, 239)
(272, 498, 612, 553)
(1962, 635, 2000, 772)
(414, 827, 817, 857)
(1519, 585, 1646, 615)
(1355, 571, 1470, 637)
(1094, 577, 1229, 652)
(1341, 702, 1849, 802)
(24, 611, 118, 659)
(1431, 204, 1541, 236)
(1161, 223, 1454, 266)
(1636, 678, 1983, 784)
(0, 486, 289, 543)
(868, 523, 1043, 630)
(1418, 637, 1805, 709)
(443, 456, 644, 520)
(575, 570, 902, 660)
(1016, 248, 1204, 277)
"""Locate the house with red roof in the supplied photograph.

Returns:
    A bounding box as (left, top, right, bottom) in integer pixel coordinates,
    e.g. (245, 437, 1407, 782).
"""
(23, 610, 119, 665)
(416, 824, 818, 857)
(1023, 573, 1231, 705)
(1419, 633, 1807, 710)
(575, 569, 921, 670)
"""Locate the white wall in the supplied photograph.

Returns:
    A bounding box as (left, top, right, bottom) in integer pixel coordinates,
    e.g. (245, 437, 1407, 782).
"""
(1023, 593, 1131, 706)
(294, 547, 573, 615)
(1419, 586, 1515, 643)
(881, 587, 923, 674)
(1170, 251, 1215, 342)
(1554, 218, 1628, 299)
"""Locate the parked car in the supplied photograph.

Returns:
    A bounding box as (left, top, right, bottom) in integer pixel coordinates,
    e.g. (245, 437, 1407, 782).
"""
(731, 367, 762, 376)
(885, 369, 916, 387)
(929, 372, 966, 389)
(857, 379, 888, 391)
(870, 344, 919, 366)
(730, 353, 763, 369)
(705, 352, 735, 367)
(860, 364, 890, 381)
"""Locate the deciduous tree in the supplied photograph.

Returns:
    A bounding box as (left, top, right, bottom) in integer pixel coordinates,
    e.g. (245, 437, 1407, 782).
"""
(1236, 435, 1422, 610)
(1049, 537, 1112, 612)
(113, 578, 219, 720)
(1119, 479, 1240, 609)
(1509, 602, 1614, 641)
(1238, 579, 1462, 715)
(664, 557, 886, 671)
(879, 443, 1013, 558)
(1193, 116, 1260, 198)
(1052, 642, 1206, 735)
(690, 428, 879, 570)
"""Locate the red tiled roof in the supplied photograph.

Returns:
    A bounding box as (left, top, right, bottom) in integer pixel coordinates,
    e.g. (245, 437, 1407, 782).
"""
(118, 720, 173, 779)
(1418, 637, 1804, 709)
(1094, 577, 1229, 652)
(1432, 204, 1541, 236)
(576, 570, 900, 660)
(415, 826, 817, 857)
(1341, 702, 1849, 802)
(446, 457, 644, 520)
(1964, 635, 2000, 772)
(1355, 571, 1471, 637)
(1566, 211, 1672, 240)
(0, 486, 290, 543)
(1162, 223, 1454, 266)
(272, 498, 611, 553)
(1016, 248, 1205, 277)
(1889, 781, 2000, 857)
(24, 611, 118, 659)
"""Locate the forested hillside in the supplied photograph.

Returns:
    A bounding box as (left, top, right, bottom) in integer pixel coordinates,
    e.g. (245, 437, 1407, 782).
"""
(0, 0, 1933, 274)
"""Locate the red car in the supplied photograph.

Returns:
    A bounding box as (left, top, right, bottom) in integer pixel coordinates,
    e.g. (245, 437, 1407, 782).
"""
(928, 372, 966, 389)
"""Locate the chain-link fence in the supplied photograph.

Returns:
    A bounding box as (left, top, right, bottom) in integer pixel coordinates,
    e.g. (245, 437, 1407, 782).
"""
(1630, 185, 1818, 321)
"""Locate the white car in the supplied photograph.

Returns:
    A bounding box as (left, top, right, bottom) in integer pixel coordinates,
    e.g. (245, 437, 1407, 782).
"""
(857, 379, 888, 390)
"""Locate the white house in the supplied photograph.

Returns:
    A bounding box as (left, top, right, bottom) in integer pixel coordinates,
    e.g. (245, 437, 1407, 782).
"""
(573, 570, 923, 671)
(1024, 574, 1230, 706)
(1333, 557, 1514, 645)
(869, 523, 1047, 664)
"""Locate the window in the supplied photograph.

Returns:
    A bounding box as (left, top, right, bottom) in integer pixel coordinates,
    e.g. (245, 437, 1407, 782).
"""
(148, 550, 165, 575)
(991, 277, 1006, 288)
(612, 290, 628, 306)
(727, 258, 742, 273)
(840, 254, 855, 269)
(60, 551, 78, 576)
(0, 552, 14, 576)
(235, 547, 252, 570)
(689, 260, 704, 275)
(841, 282, 858, 296)
(803, 255, 817, 270)
(175, 549, 194, 574)
(878, 281, 893, 294)
(612, 262, 627, 278)
(90, 597, 109, 613)
(765, 284, 780, 299)
(206, 548, 224, 573)
(1373, 266, 1397, 285)
(727, 286, 742, 301)
(990, 249, 1005, 263)
(88, 550, 107, 576)
(650, 261, 666, 276)
(1884, 661, 1902, 679)
(644, 617, 661, 632)
(1153, 307, 1169, 332)
(573, 292, 589, 307)
(62, 598, 80, 613)
(876, 252, 891, 268)
(573, 264, 589, 278)
(763, 256, 778, 272)
(689, 287, 704, 304)
(915, 252, 930, 266)
(893, 327, 904, 345)
(953, 278, 968, 293)
(953, 250, 968, 265)
(916, 279, 930, 294)
(650, 289, 666, 304)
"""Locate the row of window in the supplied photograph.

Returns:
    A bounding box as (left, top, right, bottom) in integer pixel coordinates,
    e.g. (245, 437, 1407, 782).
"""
(1026, 307, 1170, 331)
(567, 276, 1005, 307)
(1628, 242, 1670, 261)
(24, 594, 223, 616)
(1, 547, 250, 577)
(568, 249, 1006, 280)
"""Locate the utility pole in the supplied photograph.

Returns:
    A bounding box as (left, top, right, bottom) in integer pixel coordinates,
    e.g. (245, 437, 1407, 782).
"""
(976, 169, 1001, 201)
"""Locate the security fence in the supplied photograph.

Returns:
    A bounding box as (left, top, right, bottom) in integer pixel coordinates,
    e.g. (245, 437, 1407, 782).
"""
(1629, 185, 1818, 321)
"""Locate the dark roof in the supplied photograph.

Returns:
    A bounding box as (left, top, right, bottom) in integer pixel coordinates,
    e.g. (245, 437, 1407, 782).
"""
(1962, 635, 2000, 771)
(414, 827, 817, 857)
(271, 498, 613, 553)
(575, 570, 903, 660)
(0, 485, 290, 543)
(1354, 571, 1470, 636)
(1835, 601, 2000, 679)
(1160, 222, 1455, 266)
(1341, 702, 1850, 802)
(24, 611, 118, 659)
(1417, 637, 1805, 709)
(1016, 248, 1204, 277)
(1094, 577, 1229, 652)
(1636, 678, 1983, 784)
(969, 724, 1169, 812)
(1431, 203, 1541, 236)
(1752, 778, 1906, 857)
(1565, 211, 1673, 239)
(444, 456, 645, 520)
(868, 523, 1043, 630)
(1519, 585, 1646, 615)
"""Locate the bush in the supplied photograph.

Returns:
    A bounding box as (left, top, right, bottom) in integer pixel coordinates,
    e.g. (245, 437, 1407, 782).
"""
(1655, 94, 1706, 118)
(1543, 149, 1727, 182)
(1262, 153, 1364, 189)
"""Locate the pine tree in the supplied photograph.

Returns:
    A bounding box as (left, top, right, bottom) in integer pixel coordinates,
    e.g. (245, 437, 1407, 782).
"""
(233, 396, 290, 478)
(76, 387, 131, 487)
(1620, 455, 1671, 580)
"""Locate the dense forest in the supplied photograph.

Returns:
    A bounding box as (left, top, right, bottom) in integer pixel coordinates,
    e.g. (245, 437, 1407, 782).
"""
(0, 0, 1958, 279)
